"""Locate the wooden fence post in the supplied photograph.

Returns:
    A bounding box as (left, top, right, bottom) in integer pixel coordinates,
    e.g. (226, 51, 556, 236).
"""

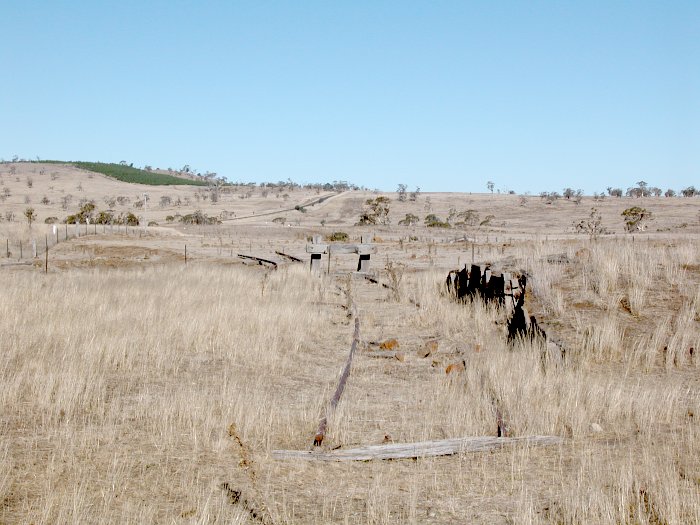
(45, 236, 48, 273)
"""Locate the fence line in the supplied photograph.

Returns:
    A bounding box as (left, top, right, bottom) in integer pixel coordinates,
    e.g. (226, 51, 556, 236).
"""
(3, 222, 139, 262)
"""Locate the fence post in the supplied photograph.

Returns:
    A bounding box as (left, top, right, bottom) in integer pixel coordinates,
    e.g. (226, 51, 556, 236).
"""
(6, 239, 8, 258)
(45, 236, 48, 273)
(32, 239, 37, 258)
(19, 241, 22, 260)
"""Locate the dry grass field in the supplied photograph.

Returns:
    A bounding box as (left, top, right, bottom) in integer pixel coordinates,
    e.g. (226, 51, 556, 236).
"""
(1, 163, 699, 524)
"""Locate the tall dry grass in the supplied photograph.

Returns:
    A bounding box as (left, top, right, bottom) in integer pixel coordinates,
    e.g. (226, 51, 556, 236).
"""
(1, 238, 699, 523)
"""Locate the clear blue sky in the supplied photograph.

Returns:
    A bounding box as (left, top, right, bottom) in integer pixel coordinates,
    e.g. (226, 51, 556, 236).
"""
(1, 1, 698, 193)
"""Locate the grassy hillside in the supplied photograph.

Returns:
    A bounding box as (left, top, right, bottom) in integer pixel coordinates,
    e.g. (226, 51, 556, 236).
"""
(36, 161, 208, 186)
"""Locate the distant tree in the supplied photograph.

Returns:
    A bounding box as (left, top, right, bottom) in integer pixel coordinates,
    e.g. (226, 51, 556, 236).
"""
(487, 181, 495, 194)
(621, 206, 652, 232)
(563, 188, 574, 200)
(627, 181, 651, 198)
(573, 189, 583, 204)
(398, 213, 419, 226)
(664, 189, 676, 197)
(454, 209, 480, 228)
(681, 186, 697, 197)
(409, 186, 420, 202)
(24, 207, 36, 227)
(357, 197, 390, 225)
(396, 183, 407, 202)
(159, 195, 172, 208)
(41, 196, 50, 205)
(607, 187, 623, 198)
(61, 194, 73, 210)
(479, 214, 495, 228)
(424, 214, 450, 228)
(650, 187, 662, 197)
(574, 208, 606, 239)
(540, 192, 560, 204)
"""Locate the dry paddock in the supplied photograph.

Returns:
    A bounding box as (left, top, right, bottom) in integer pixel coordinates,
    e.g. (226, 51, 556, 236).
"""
(1, 235, 699, 524)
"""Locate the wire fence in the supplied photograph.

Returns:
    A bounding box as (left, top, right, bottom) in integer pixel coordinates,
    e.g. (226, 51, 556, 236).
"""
(3, 222, 142, 262)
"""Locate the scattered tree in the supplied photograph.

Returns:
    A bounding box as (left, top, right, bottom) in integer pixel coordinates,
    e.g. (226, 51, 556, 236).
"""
(396, 183, 407, 202)
(424, 214, 450, 228)
(621, 206, 652, 232)
(453, 209, 480, 228)
(664, 189, 676, 197)
(574, 207, 606, 239)
(479, 215, 495, 228)
(681, 186, 697, 197)
(357, 197, 390, 225)
(409, 186, 420, 201)
(487, 181, 495, 194)
(24, 207, 36, 227)
(398, 213, 419, 226)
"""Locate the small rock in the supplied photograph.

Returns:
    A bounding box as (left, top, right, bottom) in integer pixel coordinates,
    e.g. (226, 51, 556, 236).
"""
(380, 338, 399, 350)
(445, 361, 466, 374)
(474, 344, 482, 353)
(418, 339, 438, 358)
(394, 351, 405, 362)
(590, 423, 603, 433)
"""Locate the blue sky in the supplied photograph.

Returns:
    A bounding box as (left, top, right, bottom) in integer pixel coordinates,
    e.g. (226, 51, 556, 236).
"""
(1, 1, 697, 193)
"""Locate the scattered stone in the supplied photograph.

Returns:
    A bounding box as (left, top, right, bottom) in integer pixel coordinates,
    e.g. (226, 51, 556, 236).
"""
(417, 339, 438, 358)
(590, 423, 603, 433)
(394, 351, 405, 362)
(445, 361, 466, 374)
(379, 338, 399, 350)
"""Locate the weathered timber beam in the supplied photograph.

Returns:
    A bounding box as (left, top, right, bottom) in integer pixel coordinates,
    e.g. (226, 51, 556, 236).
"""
(237, 254, 278, 268)
(305, 244, 376, 255)
(313, 316, 361, 446)
(275, 250, 303, 263)
(331, 244, 377, 255)
(306, 244, 329, 254)
(274, 435, 564, 462)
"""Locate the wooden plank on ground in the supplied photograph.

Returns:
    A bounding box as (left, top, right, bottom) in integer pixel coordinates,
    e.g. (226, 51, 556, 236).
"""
(313, 316, 361, 446)
(275, 250, 303, 263)
(237, 254, 278, 268)
(274, 435, 563, 462)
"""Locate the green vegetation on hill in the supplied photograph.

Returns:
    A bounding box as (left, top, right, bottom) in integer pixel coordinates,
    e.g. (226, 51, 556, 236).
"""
(36, 161, 208, 186)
